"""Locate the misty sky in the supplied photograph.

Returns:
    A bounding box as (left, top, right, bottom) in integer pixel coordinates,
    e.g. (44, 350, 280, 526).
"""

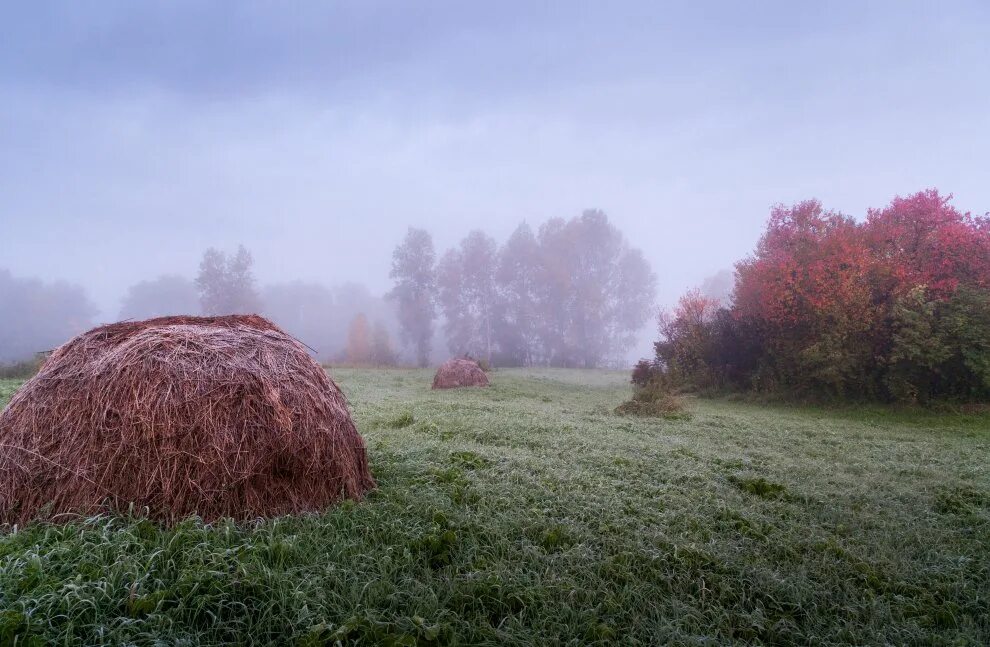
(2, 1, 989, 320)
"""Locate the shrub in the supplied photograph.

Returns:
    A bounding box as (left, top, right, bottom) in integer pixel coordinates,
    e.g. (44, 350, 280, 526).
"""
(630, 359, 659, 387)
(887, 286, 990, 403)
(615, 378, 688, 419)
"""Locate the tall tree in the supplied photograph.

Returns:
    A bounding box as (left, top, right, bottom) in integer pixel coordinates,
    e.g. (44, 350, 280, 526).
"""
(228, 246, 258, 308)
(429, 212, 656, 368)
(196, 248, 228, 314)
(733, 201, 880, 395)
(119, 275, 199, 320)
(534, 210, 656, 367)
(494, 223, 541, 365)
(865, 189, 990, 299)
(437, 248, 468, 354)
(387, 228, 436, 367)
(532, 217, 572, 365)
(195, 245, 261, 315)
(437, 230, 498, 363)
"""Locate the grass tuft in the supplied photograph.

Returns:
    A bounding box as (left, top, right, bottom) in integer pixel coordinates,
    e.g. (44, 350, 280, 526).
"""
(615, 378, 690, 419)
(934, 485, 989, 515)
(729, 475, 790, 500)
(387, 411, 416, 428)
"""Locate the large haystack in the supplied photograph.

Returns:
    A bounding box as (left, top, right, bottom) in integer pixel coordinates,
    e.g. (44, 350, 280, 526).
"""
(0, 315, 374, 526)
(432, 358, 490, 389)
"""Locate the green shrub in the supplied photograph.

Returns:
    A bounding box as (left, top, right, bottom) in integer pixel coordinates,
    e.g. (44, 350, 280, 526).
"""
(387, 411, 415, 428)
(615, 379, 689, 419)
(887, 286, 990, 403)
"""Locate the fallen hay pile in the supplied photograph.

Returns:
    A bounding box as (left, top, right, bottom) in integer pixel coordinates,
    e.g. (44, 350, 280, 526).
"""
(0, 315, 374, 526)
(432, 358, 490, 389)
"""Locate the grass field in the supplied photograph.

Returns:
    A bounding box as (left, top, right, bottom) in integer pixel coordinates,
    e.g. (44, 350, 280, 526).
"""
(1, 368, 988, 645)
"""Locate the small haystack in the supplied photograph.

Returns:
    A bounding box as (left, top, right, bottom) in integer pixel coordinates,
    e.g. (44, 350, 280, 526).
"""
(432, 358, 490, 389)
(0, 315, 374, 526)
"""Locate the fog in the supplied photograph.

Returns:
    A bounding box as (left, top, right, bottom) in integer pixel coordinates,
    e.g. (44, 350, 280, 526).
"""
(2, 1, 989, 364)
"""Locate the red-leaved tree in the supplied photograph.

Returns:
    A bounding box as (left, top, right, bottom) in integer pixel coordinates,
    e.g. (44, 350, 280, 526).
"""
(648, 189, 990, 402)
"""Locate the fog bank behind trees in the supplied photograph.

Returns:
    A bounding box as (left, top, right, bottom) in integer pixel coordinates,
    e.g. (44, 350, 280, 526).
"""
(0, 269, 96, 364)
(0, 255, 400, 366)
(0, 209, 658, 369)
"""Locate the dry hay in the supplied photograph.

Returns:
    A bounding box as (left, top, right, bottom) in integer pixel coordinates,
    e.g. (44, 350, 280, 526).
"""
(432, 358, 490, 389)
(0, 315, 374, 526)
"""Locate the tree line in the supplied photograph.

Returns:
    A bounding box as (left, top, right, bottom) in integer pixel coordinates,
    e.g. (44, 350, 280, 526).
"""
(388, 209, 657, 368)
(154, 245, 401, 366)
(1, 208, 657, 370)
(646, 189, 990, 403)
(0, 248, 400, 366)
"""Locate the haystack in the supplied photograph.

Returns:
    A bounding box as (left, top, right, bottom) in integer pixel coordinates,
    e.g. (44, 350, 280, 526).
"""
(432, 358, 490, 389)
(0, 315, 374, 526)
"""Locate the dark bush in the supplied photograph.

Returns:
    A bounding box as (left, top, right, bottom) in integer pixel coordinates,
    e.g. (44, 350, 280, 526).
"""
(631, 359, 659, 387)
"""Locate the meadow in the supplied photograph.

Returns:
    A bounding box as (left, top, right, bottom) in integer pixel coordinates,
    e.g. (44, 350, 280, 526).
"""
(0, 368, 988, 645)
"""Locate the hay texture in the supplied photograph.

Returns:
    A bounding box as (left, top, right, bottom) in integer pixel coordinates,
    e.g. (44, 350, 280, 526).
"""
(432, 358, 490, 390)
(0, 315, 374, 526)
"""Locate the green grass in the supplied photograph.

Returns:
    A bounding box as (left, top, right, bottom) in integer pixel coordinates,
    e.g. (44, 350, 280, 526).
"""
(1, 369, 988, 645)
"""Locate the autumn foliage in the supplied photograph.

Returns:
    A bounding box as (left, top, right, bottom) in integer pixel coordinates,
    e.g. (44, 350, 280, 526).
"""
(652, 190, 990, 403)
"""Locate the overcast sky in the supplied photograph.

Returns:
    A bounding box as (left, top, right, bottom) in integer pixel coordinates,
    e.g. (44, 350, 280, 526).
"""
(2, 1, 988, 319)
